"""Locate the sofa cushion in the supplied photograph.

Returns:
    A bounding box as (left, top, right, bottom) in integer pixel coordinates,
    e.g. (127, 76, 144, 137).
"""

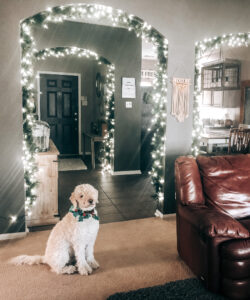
(196, 155, 250, 219)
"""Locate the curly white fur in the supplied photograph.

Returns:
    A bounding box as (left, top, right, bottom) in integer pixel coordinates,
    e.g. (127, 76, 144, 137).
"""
(10, 184, 100, 275)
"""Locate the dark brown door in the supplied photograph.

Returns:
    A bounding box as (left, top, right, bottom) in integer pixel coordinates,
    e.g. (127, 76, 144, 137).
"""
(40, 74, 78, 154)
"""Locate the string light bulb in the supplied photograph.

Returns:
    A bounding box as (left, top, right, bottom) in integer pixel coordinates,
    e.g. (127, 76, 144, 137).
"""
(10, 215, 17, 223)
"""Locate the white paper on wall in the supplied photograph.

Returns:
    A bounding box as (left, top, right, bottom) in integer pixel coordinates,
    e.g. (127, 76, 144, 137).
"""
(171, 77, 190, 123)
(122, 77, 136, 99)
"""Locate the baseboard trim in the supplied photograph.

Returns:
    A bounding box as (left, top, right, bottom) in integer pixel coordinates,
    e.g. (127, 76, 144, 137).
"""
(26, 216, 60, 227)
(111, 170, 142, 175)
(0, 232, 27, 241)
(155, 210, 176, 219)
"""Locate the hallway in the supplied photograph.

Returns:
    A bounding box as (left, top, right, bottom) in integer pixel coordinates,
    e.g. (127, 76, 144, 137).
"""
(58, 162, 157, 224)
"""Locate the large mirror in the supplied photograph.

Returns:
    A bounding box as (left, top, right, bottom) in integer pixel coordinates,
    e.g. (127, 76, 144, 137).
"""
(198, 44, 250, 154)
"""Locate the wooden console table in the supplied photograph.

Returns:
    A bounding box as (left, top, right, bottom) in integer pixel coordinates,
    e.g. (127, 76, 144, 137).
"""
(83, 132, 106, 169)
(26, 140, 60, 227)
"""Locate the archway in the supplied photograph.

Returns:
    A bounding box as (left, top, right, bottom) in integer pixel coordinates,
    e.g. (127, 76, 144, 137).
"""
(23, 45, 114, 214)
(20, 4, 168, 213)
(192, 32, 250, 156)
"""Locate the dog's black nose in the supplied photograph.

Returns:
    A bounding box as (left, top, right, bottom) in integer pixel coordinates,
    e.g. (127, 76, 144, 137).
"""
(88, 199, 93, 204)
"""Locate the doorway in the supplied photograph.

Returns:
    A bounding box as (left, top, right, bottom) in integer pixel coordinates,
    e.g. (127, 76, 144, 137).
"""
(21, 4, 168, 221)
(39, 73, 79, 155)
(192, 33, 250, 156)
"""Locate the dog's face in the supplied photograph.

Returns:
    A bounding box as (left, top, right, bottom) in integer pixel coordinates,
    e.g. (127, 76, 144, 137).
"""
(70, 184, 98, 211)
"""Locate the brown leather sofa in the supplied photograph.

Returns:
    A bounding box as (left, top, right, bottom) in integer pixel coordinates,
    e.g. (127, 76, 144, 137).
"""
(175, 154, 250, 299)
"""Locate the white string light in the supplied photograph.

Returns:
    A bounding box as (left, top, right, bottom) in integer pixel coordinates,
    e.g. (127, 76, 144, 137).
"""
(10, 215, 17, 223)
(20, 3, 168, 211)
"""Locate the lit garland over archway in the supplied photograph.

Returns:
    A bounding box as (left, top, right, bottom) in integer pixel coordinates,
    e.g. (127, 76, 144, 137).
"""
(20, 3, 168, 214)
(192, 32, 250, 156)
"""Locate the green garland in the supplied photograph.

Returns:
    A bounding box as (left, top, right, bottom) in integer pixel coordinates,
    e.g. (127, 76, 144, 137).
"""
(192, 32, 250, 156)
(20, 4, 168, 214)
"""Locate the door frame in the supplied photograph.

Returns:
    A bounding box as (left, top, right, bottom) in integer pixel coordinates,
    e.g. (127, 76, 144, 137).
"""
(37, 71, 82, 155)
(240, 80, 250, 124)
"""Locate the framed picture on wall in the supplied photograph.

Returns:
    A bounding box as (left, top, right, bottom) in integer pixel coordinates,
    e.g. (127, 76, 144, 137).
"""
(122, 77, 136, 99)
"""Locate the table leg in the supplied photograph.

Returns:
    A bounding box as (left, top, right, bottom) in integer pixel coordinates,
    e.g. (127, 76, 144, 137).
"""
(91, 138, 95, 169)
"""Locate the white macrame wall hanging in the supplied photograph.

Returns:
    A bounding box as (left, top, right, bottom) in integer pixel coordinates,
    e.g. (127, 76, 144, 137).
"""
(171, 77, 190, 122)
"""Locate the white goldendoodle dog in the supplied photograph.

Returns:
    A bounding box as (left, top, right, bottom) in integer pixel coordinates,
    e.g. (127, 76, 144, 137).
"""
(10, 184, 100, 275)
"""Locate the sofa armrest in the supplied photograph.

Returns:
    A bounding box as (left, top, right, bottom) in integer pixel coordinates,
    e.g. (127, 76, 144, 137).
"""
(178, 204, 249, 239)
(175, 156, 205, 205)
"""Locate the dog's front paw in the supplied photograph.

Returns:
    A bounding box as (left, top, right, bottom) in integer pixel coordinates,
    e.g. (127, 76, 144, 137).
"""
(64, 265, 76, 274)
(78, 267, 88, 276)
(78, 263, 92, 275)
(87, 259, 99, 270)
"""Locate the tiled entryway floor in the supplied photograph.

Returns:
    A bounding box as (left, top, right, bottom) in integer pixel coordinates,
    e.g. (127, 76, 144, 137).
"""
(58, 165, 157, 224)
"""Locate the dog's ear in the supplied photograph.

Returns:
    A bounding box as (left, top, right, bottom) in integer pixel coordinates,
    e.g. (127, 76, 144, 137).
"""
(70, 192, 78, 208)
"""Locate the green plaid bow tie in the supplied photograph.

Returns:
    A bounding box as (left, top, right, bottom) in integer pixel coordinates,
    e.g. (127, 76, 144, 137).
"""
(69, 205, 99, 221)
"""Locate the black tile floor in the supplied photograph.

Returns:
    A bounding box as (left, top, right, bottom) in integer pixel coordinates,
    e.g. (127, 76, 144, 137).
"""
(58, 158, 157, 224)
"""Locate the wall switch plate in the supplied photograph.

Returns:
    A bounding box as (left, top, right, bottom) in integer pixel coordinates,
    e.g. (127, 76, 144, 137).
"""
(125, 101, 132, 108)
(81, 96, 88, 106)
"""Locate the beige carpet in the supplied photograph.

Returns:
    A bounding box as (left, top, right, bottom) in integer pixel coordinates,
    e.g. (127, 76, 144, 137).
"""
(0, 216, 193, 300)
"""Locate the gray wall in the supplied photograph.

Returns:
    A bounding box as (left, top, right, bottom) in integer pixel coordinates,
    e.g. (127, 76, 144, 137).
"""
(32, 21, 142, 172)
(1, 0, 250, 233)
